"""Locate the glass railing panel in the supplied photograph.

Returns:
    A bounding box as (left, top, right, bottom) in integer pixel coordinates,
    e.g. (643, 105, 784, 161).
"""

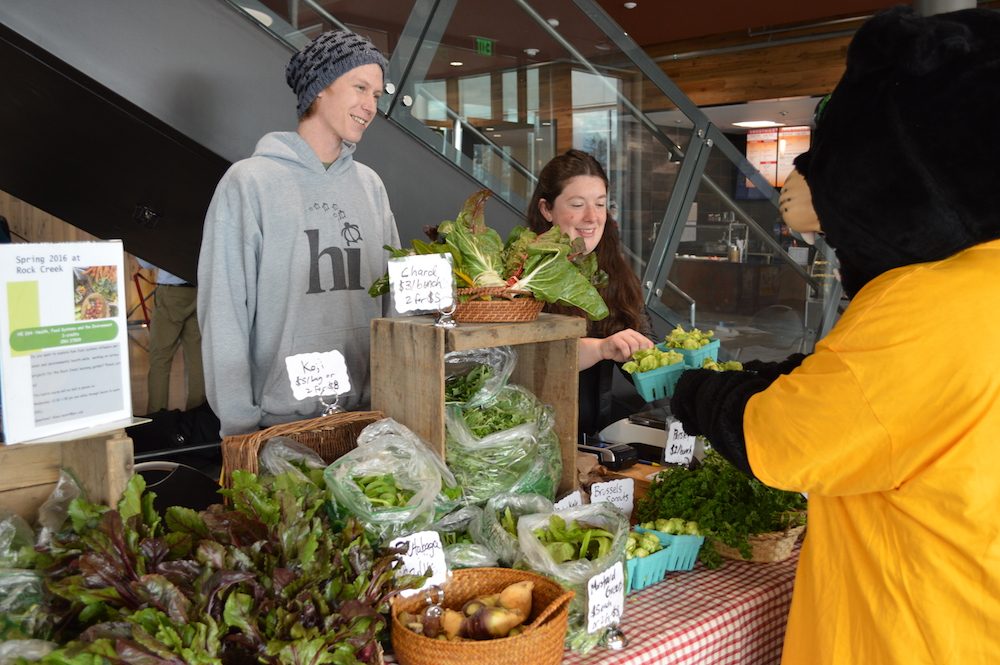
(648, 127, 832, 362)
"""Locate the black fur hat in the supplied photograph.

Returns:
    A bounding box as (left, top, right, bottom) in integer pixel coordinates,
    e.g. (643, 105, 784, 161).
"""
(795, 7, 1000, 296)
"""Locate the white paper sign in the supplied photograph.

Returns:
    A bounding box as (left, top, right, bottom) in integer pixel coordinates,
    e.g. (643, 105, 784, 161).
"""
(390, 530, 448, 597)
(589, 478, 634, 519)
(388, 254, 454, 313)
(587, 561, 625, 633)
(285, 350, 351, 400)
(554, 490, 583, 511)
(0, 242, 132, 444)
(664, 420, 697, 466)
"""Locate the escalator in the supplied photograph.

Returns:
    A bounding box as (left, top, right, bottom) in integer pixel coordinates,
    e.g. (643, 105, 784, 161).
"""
(0, 0, 839, 348)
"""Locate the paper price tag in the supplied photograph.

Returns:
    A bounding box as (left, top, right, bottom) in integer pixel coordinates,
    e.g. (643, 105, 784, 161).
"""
(589, 478, 634, 519)
(554, 490, 583, 511)
(390, 530, 448, 597)
(587, 561, 625, 633)
(285, 350, 350, 400)
(388, 254, 454, 313)
(664, 420, 696, 466)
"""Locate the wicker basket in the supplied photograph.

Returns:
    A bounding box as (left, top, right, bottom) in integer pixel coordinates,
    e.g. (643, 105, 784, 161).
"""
(712, 524, 805, 563)
(220, 411, 383, 488)
(391, 568, 573, 665)
(453, 287, 544, 323)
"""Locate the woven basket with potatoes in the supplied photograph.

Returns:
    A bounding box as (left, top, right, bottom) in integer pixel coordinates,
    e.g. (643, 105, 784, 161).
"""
(390, 567, 572, 665)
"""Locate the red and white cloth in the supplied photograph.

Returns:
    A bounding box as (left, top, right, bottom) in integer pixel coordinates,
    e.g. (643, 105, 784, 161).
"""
(564, 546, 799, 665)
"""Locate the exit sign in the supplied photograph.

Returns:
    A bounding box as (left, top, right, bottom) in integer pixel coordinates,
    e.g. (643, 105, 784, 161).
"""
(475, 36, 494, 56)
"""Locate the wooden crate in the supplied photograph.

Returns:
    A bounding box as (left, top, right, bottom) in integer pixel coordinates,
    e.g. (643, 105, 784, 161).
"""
(371, 313, 586, 494)
(0, 430, 133, 523)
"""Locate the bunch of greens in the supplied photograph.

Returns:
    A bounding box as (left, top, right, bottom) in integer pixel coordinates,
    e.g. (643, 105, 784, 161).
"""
(369, 189, 610, 320)
(635, 449, 807, 567)
(444, 363, 493, 404)
(25, 469, 423, 664)
(445, 385, 561, 504)
(531, 515, 616, 564)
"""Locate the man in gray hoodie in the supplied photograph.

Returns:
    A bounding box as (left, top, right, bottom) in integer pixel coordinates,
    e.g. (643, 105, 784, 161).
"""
(198, 31, 399, 437)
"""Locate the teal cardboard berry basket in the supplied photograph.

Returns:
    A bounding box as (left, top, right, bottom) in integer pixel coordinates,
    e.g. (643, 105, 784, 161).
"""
(635, 527, 705, 572)
(625, 547, 674, 593)
(631, 361, 686, 402)
(660, 338, 721, 369)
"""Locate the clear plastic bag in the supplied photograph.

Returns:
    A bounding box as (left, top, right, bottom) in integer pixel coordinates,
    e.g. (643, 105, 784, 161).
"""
(431, 506, 499, 569)
(444, 346, 517, 408)
(0, 639, 56, 664)
(517, 503, 630, 654)
(0, 570, 49, 641)
(35, 470, 82, 550)
(445, 384, 561, 504)
(0, 513, 35, 569)
(471, 492, 553, 566)
(258, 435, 327, 483)
(324, 418, 456, 543)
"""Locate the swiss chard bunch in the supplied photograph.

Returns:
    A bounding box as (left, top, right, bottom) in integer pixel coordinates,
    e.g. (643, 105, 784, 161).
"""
(31, 468, 425, 664)
(370, 190, 610, 320)
(635, 449, 807, 567)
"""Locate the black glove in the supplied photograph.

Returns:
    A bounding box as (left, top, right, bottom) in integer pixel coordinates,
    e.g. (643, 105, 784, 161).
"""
(670, 369, 774, 478)
(742, 353, 808, 382)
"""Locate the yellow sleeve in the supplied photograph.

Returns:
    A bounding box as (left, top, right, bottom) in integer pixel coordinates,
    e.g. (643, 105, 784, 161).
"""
(744, 349, 894, 496)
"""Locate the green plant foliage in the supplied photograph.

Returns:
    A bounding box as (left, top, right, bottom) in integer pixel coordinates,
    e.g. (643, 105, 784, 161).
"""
(23, 468, 425, 664)
(635, 449, 807, 567)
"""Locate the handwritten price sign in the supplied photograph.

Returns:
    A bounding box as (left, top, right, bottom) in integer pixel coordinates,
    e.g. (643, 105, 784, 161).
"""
(390, 530, 448, 597)
(285, 350, 351, 400)
(388, 254, 454, 313)
(587, 561, 625, 633)
(664, 420, 697, 466)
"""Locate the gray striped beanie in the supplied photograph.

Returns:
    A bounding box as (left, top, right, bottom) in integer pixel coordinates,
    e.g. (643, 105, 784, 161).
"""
(286, 30, 388, 118)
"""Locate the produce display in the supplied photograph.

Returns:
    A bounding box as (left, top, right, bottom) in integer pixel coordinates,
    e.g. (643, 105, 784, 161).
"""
(664, 324, 715, 350)
(370, 189, 610, 320)
(635, 449, 807, 566)
(531, 514, 617, 563)
(622, 347, 683, 374)
(640, 517, 703, 536)
(354, 473, 414, 508)
(445, 363, 493, 403)
(398, 580, 534, 641)
(470, 492, 553, 567)
(1, 469, 424, 663)
(625, 529, 663, 560)
(701, 358, 744, 372)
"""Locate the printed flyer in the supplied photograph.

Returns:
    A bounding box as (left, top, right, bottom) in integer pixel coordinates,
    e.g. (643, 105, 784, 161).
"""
(0, 241, 132, 444)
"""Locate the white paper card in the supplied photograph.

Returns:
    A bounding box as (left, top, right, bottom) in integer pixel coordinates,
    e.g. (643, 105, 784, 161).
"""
(587, 561, 625, 633)
(0, 242, 132, 444)
(285, 350, 351, 400)
(664, 420, 697, 466)
(554, 490, 583, 511)
(390, 530, 448, 597)
(589, 478, 634, 519)
(388, 254, 454, 313)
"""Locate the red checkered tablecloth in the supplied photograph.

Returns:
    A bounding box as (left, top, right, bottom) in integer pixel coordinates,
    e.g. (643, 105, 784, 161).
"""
(563, 546, 800, 665)
(385, 546, 799, 665)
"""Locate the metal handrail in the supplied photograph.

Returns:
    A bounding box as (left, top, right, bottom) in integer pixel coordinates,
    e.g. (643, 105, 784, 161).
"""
(662, 279, 696, 328)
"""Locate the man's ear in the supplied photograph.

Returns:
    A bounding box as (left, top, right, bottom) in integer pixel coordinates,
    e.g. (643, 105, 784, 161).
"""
(779, 169, 822, 234)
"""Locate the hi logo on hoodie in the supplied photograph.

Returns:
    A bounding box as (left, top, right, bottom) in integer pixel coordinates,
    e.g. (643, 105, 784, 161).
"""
(304, 201, 364, 293)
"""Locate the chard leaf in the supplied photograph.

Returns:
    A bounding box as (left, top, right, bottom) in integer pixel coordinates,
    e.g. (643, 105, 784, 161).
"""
(134, 574, 191, 624)
(118, 475, 146, 524)
(510, 227, 609, 320)
(165, 506, 209, 539)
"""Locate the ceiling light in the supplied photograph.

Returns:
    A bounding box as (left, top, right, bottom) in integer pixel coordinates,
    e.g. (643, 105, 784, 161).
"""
(547, 18, 560, 27)
(492, 133, 503, 138)
(541, 121, 551, 126)
(450, 61, 463, 67)
(732, 120, 786, 128)
(524, 48, 539, 57)
(624, 2, 637, 8)
(485, 127, 494, 131)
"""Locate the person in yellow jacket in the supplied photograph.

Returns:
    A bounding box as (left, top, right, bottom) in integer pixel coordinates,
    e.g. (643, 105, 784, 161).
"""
(672, 7, 1000, 664)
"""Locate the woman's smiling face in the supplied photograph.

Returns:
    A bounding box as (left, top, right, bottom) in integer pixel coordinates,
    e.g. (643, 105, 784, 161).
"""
(538, 175, 607, 254)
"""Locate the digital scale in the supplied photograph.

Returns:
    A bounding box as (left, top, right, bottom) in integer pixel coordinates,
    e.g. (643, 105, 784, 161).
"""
(575, 406, 673, 467)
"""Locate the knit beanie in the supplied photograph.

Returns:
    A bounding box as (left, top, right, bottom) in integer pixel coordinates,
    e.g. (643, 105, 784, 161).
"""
(793, 7, 1000, 296)
(286, 30, 388, 118)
